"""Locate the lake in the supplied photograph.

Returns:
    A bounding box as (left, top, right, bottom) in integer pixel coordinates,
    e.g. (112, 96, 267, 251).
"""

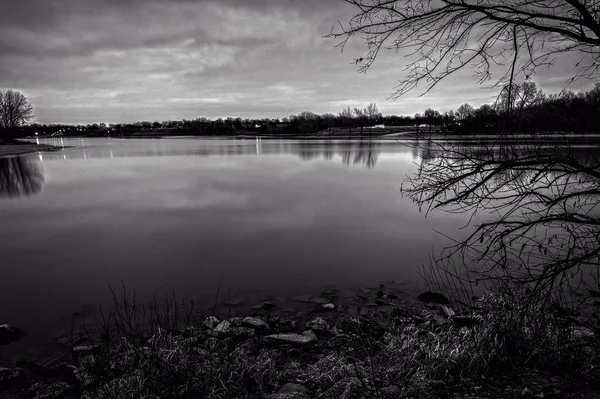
(0, 137, 470, 363)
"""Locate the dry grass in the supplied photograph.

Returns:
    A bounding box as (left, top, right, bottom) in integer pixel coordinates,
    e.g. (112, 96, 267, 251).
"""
(0, 143, 62, 156)
(56, 283, 600, 399)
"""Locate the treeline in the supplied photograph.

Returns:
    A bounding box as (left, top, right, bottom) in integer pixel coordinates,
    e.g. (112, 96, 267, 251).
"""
(14, 83, 600, 138)
(447, 82, 600, 134)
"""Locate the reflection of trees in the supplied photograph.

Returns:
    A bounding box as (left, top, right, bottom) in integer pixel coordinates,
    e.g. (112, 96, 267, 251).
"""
(0, 156, 44, 198)
(297, 140, 381, 169)
(403, 139, 600, 310)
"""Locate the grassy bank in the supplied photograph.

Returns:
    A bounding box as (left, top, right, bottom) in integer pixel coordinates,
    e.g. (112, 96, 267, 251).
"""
(0, 140, 64, 157)
(1, 284, 599, 399)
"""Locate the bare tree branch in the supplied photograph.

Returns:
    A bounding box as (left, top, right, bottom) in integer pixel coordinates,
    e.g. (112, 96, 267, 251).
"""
(328, 0, 600, 98)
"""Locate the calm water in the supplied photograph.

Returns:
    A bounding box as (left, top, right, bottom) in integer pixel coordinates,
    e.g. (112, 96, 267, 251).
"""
(0, 137, 469, 362)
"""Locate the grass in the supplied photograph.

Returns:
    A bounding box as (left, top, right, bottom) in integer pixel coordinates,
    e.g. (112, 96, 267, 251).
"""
(3, 282, 599, 398)
(0, 140, 63, 156)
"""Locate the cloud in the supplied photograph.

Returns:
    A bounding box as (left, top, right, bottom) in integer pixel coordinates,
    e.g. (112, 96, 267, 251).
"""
(0, 0, 595, 124)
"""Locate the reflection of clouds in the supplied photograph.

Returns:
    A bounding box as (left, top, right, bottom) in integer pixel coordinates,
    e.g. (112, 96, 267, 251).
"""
(0, 156, 45, 199)
(30, 138, 420, 171)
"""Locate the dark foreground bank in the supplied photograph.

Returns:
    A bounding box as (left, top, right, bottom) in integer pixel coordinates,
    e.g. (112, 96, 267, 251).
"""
(1, 284, 599, 399)
(0, 141, 64, 157)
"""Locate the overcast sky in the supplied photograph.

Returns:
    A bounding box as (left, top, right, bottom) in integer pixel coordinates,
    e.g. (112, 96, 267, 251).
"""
(0, 0, 594, 124)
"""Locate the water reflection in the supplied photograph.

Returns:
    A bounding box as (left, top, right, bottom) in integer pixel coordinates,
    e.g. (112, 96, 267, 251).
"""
(0, 156, 44, 199)
(32, 138, 400, 169)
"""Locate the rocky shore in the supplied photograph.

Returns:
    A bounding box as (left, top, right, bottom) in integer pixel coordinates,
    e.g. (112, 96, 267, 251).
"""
(1, 283, 599, 398)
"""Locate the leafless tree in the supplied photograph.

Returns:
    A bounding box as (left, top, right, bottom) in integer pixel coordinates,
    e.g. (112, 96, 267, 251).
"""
(0, 89, 34, 132)
(328, 0, 600, 99)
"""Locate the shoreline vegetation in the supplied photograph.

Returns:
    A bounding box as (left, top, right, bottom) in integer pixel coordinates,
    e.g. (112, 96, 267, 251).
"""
(2, 82, 599, 142)
(1, 283, 599, 399)
(0, 140, 65, 157)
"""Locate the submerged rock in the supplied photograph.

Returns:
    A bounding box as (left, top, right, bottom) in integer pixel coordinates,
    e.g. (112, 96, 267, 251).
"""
(223, 297, 246, 307)
(291, 295, 329, 305)
(262, 302, 278, 310)
(242, 317, 268, 330)
(265, 331, 317, 346)
(0, 367, 26, 389)
(56, 334, 89, 348)
(417, 291, 451, 305)
(0, 324, 24, 345)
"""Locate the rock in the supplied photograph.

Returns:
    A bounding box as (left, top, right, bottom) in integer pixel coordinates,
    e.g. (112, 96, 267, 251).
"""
(242, 317, 268, 330)
(360, 288, 371, 294)
(440, 306, 456, 318)
(72, 344, 102, 353)
(377, 291, 385, 298)
(232, 327, 255, 339)
(214, 320, 232, 335)
(315, 303, 336, 312)
(265, 332, 317, 346)
(29, 381, 71, 399)
(0, 367, 26, 389)
(0, 324, 24, 345)
(329, 326, 341, 335)
(202, 316, 220, 330)
(570, 326, 595, 339)
(374, 300, 393, 307)
(229, 317, 243, 327)
(387, 293, 400, 300)
(306, 317, 330, 335)
(278, 383, 308, 394)
(521, 387, 532, 397)
(417, 291, 451, 305)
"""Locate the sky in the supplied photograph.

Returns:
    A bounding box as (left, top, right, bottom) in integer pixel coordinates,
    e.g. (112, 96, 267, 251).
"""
(0, 0, 595, 124)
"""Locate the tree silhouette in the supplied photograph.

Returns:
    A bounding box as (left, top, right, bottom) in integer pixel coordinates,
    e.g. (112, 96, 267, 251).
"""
(329, 0, 600, 98)
(0, 90, 34, 138)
